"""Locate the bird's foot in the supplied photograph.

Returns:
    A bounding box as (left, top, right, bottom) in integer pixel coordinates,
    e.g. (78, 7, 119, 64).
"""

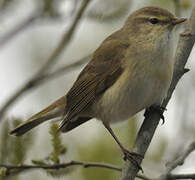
(123, 149, 144, 173)
(144, 106, 166, 124)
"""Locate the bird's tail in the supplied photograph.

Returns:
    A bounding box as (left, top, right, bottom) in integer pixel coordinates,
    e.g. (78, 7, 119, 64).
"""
(10, 96, 66, 136)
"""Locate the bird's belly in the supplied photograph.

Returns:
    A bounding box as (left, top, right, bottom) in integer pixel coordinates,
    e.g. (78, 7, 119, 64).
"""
(92, 70, 170, 123)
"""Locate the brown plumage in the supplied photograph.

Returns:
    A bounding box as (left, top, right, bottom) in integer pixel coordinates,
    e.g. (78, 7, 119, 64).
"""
(10, 96, 66, 136)
(10, 35, 128, 136)
(10, 6, 186, 143)
(10, 6, 186, 168)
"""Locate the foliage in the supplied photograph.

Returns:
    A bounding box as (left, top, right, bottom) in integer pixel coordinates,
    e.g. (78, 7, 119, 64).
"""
(0, 118, 34, 180)
(49, 123, 67, 164)
(0, 120, 70, 179)
(31, 123, 69, 178)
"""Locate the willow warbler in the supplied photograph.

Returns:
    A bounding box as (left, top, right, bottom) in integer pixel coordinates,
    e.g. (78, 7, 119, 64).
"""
(10, 6, 186, 164)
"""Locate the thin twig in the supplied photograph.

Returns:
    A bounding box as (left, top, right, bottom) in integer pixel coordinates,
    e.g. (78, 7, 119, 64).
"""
(38, 0, 91, 73)
(0, 160, 121, 172)
(0, 160, 151, 180)
(166, 142, 195, 173)
(40, 54, 91, 83)
(14, 54, 91, 90)
(0, 55, 90, 121)
(0, 54, 90, 122)
(169, 173, 195, 179)
(0, 161, 120, 177)
(0, 11, 41, 48)
(120, 7, 195, 180)
(158, 142, 195, 180)
(0, 0, 91, 121)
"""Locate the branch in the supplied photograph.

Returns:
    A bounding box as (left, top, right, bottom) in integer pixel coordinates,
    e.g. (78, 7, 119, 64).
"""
(120, 7, 195, 180)
(40, 54, 91, 83)
(0, 161, 121, 177)
(0, 11, 41, 48)
(0, 160, 151, 180)
(0, 0, 91, 121)
(158, 142, 195, 180)
(169, 173, 195, 179)
(38, 0, 91, 73)
(0, 160, 121, 173)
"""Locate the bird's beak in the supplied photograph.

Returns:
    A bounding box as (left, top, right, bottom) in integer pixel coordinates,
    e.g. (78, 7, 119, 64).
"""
(172, 18, 187, 25)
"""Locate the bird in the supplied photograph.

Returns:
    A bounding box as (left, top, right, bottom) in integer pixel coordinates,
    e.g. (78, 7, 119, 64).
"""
(10, 6, 186, 166)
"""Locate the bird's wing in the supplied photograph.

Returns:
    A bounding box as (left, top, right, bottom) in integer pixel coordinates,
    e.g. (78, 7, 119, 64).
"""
(59, 39, 130, 131)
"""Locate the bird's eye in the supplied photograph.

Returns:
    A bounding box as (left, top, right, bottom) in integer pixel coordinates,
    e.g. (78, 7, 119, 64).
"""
(149, 18, 159, 24)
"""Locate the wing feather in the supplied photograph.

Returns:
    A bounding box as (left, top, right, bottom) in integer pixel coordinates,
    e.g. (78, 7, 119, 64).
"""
(59, 38, 130, 131)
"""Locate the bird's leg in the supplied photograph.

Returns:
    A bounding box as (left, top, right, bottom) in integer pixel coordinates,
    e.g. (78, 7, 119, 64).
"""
(144, 105, 167, 124)
(103, 122, 143, 171)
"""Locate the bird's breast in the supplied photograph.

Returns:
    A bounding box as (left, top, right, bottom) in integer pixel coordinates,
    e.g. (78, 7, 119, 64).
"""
(92, 58, 173, 124)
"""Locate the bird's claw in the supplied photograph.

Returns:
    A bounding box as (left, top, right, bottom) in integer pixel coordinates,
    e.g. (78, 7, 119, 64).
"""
(144, 106, 166, 125)
(123, 149, 144, 173)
